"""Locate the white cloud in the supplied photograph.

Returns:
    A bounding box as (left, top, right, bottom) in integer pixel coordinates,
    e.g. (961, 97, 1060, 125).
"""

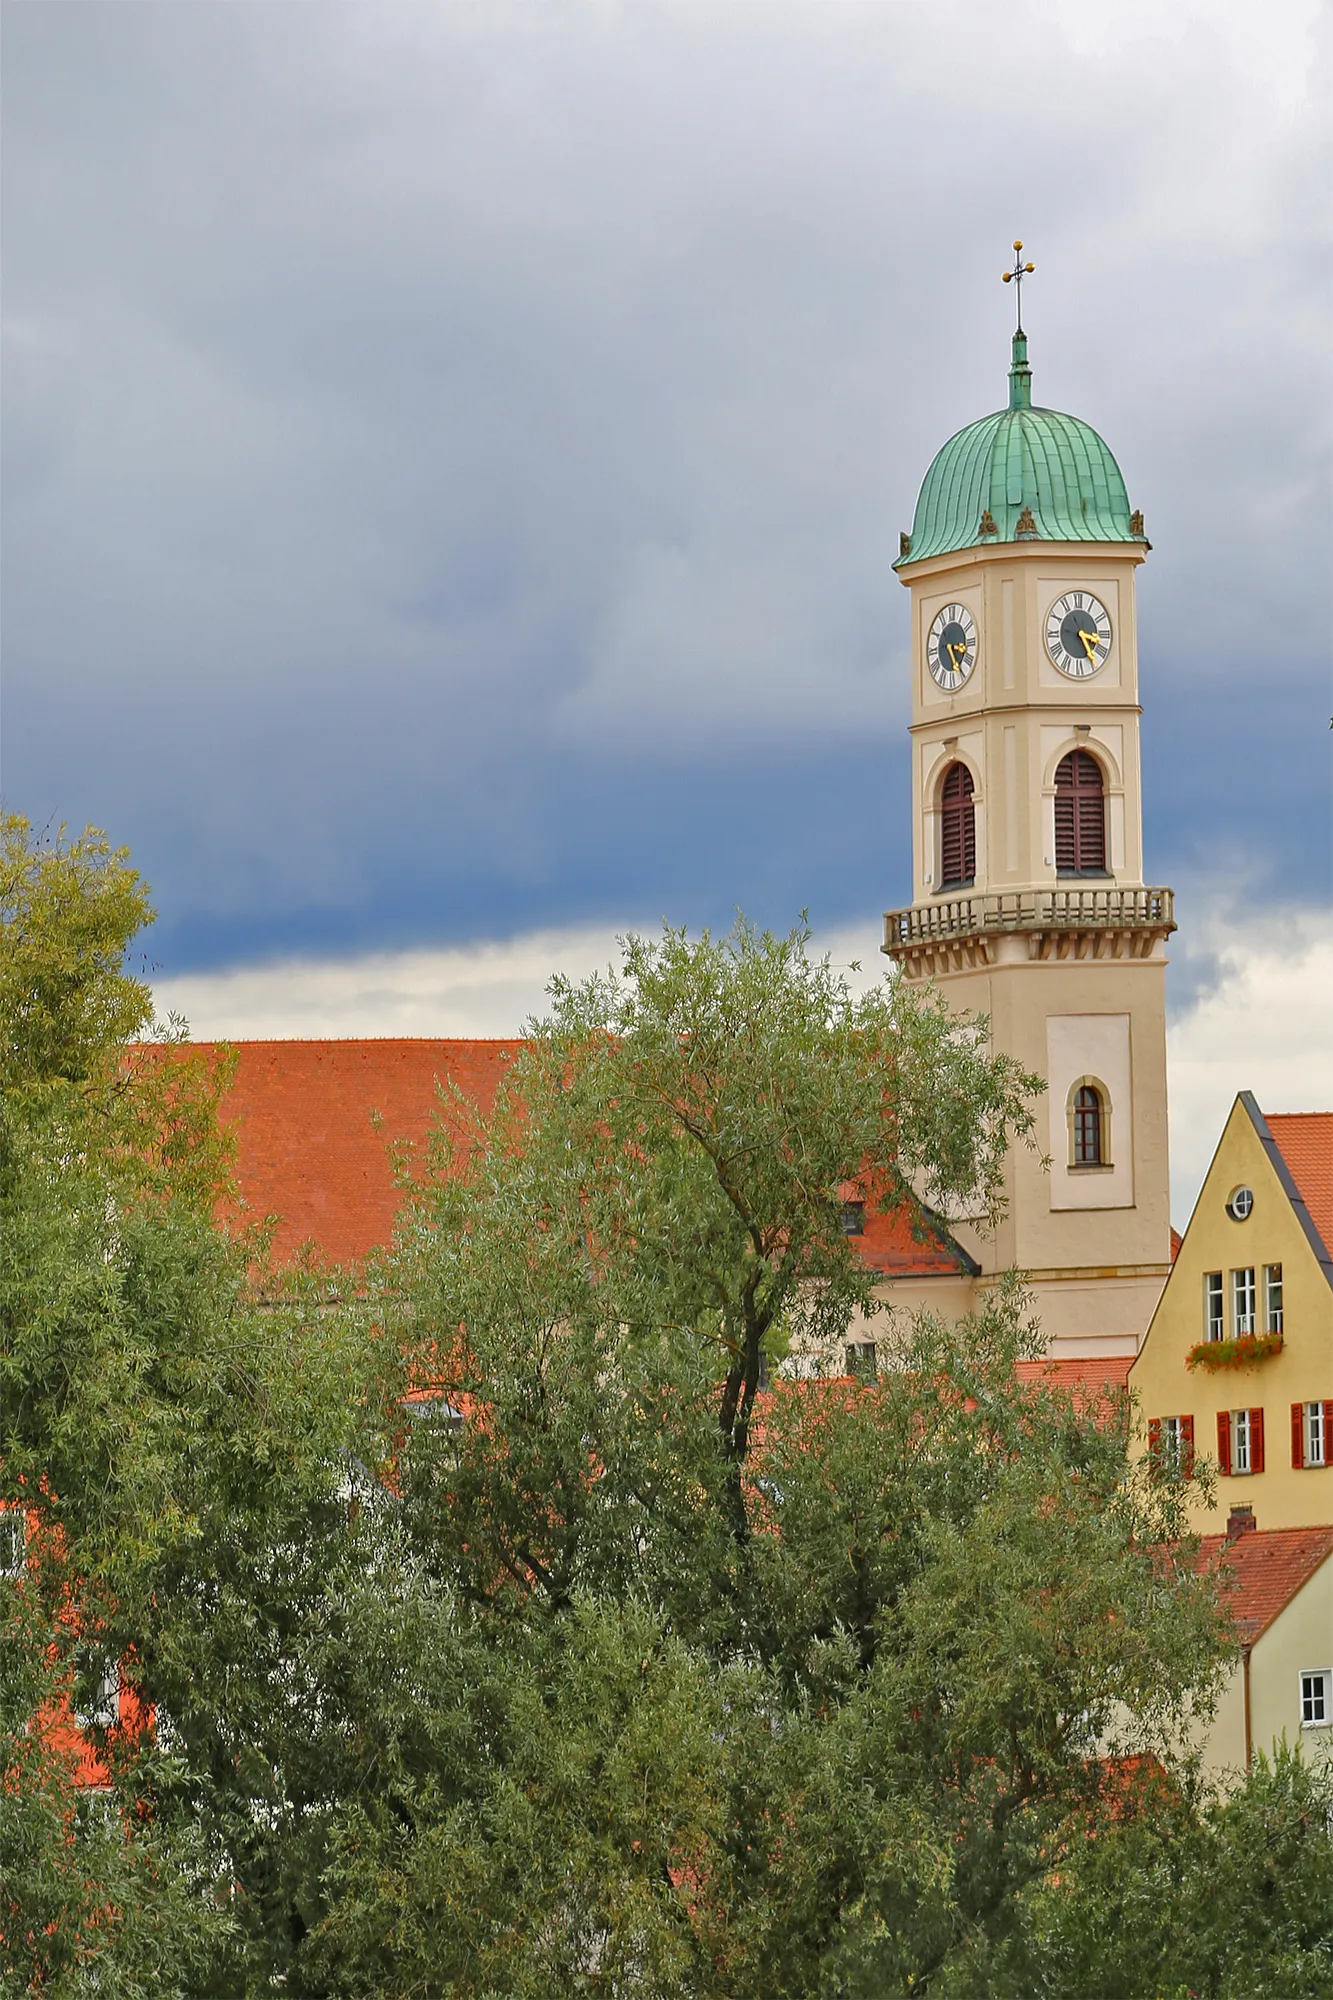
(152, 925, 640, 1042)
(151, 911, 890, 1041)
(155, 903, 1333, 1237)
(1166, 906, 1333, 1227)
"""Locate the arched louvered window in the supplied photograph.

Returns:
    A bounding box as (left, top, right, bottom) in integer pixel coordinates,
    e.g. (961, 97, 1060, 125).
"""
(939, 762, 975, 890)
(1072, 1084, 1104, 1165)
(1054, 749, 1106, 874)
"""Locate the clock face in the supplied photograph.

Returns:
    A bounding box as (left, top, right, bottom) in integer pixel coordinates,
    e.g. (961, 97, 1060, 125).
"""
(927, 602, 978, 691)
(1045, 590, 1112, 678)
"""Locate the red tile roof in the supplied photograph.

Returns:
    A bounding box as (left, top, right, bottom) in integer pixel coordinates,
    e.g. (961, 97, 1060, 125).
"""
(1268, 1112, 1333, 1260)
(204, 1039, 519, 1265)
(855, 1199, 974, 1278)
(193, 1039, 972, 1278)
(1195, 1525, 1333, 1643)
(1015, 1356, 1134, 1396)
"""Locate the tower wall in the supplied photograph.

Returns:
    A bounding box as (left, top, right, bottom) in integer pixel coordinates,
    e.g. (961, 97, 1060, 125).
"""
(886, 530, 1173, 1357)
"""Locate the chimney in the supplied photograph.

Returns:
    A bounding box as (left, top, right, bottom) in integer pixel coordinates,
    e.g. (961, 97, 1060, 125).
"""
(1227, 1504, 1256, 1541)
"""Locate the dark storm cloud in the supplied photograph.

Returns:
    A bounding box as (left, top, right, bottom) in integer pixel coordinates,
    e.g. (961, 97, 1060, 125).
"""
(3, 0, 1328, 970)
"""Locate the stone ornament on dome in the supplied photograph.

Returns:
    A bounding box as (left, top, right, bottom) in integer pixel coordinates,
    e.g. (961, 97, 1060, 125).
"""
(1015, 505, 1038, 539)
(978, 510, 998, 537)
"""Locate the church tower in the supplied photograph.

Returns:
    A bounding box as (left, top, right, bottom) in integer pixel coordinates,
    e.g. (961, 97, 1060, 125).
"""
(884, 259, 1175, 1359)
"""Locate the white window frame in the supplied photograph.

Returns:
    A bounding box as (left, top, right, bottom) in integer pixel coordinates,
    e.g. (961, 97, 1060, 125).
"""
(1161, 1415, 1185, 1474)
(1232, 1267, 1256, 1337)
(0, 1509, 27, 1579)
(1299, 1669, 1330, 1729)
(1304, 1403, 1327, 1469)
(1263, 1264, 1283, 1334)
(1205, 1272, 1224, 1341)
(76, 1658, 120, 1732)
(845, 1340, 878, 1383)
(1231, 1408, 1252, 1475)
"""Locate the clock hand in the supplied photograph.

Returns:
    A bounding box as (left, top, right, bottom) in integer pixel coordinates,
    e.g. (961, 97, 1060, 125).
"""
(1076, 627, 1101, 662)
(947, 640, 968, 669)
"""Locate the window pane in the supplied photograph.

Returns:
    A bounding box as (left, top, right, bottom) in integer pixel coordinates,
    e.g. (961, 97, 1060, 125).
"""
(1205, 1273, 1224, 1339)
(1232, 1408, 1250, 1474)
(1308, 1403, 1326, 1468)
(1264, 1264, 1283, 1333)
(1232, 1268, 1256, 1336)
(0, 1513, 26, 1578)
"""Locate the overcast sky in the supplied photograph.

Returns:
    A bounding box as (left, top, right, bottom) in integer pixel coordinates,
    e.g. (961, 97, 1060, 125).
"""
(3, 0, 1330, 1210)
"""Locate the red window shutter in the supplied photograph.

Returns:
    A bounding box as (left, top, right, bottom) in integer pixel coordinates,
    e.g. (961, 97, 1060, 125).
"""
(1181, 1414, 1194, 1478)
(1325, 1401, 1333, 1453)
(1293, 1403, 1305, 1469)
(1250, 1407, 1264, 1476)
(1148, 1417, 1161, 1474)
(1216, 1411, 1231, 1476)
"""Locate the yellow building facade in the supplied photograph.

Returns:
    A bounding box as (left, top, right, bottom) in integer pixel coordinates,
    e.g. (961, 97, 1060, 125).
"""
(1129, 1094, 1333, 1534)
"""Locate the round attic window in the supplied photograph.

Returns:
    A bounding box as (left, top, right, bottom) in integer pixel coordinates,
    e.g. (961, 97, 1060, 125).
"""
(1226, 1186, 1254, 1221)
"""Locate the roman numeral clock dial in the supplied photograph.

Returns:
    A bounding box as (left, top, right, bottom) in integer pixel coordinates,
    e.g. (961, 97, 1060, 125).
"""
(1045, 590, 1112, 677)
(926, 602, 978, 691)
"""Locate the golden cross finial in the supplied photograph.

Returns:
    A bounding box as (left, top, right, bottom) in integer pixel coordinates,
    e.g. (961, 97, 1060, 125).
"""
(1002, 239, 1035, 332)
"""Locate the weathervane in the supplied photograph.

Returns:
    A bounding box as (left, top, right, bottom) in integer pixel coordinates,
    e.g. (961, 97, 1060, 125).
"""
(1002, 240, 1035, 332)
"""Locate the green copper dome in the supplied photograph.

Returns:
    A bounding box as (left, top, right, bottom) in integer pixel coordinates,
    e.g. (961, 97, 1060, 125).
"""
(897, 334, 1142, 567)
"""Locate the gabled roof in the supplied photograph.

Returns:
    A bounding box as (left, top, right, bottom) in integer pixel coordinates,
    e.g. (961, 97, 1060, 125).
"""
(1240, 1095, 1333, 1291)
(1266, 1112, 1333, 1265)
(195, 1038, 973, 1279)
(858, 1200, 980, 1279)
(1195, 1525, 1333, 1644)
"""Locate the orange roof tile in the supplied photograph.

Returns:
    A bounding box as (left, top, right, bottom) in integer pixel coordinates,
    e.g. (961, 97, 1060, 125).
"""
(202, 1039, 519, 1265)
(186, 1038, 973, 1279)
(1267, 1112, 1333, 1261)
(1015, 1356, 1134, 1396)
(853, 1198, 975, 1278)
(1194, 1524, 1333, 1643)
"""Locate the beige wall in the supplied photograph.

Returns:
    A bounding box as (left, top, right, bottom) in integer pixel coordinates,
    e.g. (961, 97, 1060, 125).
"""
(922, 952, 1172, 1348)
(1250, 1559, 1333, 1770)
(1130, 1097, 1333, 1533)
(1198, 1558, 1333, 1786)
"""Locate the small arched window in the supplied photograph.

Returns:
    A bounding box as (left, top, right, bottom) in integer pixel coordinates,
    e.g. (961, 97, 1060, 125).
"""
(1054, 749, 1106, 874)
(939, 762, 976, 889)
(1072, 1084, 1104, 1166)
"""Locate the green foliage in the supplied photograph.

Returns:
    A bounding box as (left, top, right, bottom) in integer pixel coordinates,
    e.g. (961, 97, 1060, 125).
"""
(1, 815, 153, 1093)
(4, 871, 1329, 1997)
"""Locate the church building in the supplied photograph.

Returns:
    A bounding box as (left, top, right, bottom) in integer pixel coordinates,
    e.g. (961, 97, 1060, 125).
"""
(877, 274, 1175, 1363)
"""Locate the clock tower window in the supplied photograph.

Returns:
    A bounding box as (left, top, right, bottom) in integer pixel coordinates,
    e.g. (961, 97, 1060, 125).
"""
(1072, 1083, 1106, 1166)
(1054, 749, 1107, 876)
(938, 762, 976, 890)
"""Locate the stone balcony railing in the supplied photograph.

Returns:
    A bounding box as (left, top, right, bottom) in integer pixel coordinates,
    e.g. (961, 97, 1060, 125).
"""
(882, 885, 1175, 971)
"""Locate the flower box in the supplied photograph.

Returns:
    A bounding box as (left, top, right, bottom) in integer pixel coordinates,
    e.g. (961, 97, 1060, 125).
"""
(1185, 1332, 1284, 1373)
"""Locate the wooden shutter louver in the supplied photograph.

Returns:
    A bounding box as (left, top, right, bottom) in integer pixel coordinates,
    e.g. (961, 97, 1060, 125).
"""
(1180, 1414, 1194, 1477)
(1293, 1403, 1305, 1469)
(939, 762, 976, 889)
(1054, 748, 1106, 873)
(1250, 1407, 1265, 1475)
(1216, 1411, 1231, 1476)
